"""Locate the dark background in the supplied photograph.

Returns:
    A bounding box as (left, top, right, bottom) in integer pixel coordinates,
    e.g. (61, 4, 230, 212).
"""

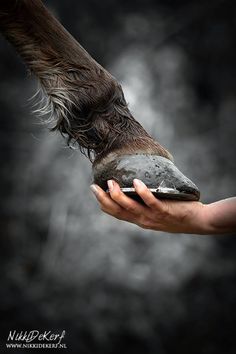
(0, 0, 236, 353)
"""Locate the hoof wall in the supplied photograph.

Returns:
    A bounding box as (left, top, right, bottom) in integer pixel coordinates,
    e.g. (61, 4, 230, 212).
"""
(93, 154, 200, 202)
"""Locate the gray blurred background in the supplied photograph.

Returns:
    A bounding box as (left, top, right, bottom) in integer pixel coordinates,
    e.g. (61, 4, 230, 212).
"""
(0, 0, 236, 353)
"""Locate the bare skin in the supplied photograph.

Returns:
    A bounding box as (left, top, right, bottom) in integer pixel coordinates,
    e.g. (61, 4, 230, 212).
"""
(90, 179, 236, 234)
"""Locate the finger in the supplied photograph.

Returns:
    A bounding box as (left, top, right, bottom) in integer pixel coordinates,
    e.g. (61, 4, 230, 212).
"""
(107, 180, 147, 215)
(133, 179, 164, 211)
(90, 184, 121, 212)
(90, 184, 135, 221)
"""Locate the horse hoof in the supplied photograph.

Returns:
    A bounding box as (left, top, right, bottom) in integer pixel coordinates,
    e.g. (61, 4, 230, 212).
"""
(93, 154, 200, 202)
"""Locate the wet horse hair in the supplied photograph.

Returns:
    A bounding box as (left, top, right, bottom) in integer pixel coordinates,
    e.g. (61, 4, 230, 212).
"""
(0, 0, 172, 164)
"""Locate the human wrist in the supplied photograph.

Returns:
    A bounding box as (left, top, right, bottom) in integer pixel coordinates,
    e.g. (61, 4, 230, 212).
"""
(185, 202, 213, 234)
(202, 199, 236, 234)
(195, 203, 225, 234)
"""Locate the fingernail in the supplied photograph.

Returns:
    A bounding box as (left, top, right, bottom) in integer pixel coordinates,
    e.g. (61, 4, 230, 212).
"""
(133, 179, 145, 187)
(90, 184, 99, 196)
(107, 180, 114, 192)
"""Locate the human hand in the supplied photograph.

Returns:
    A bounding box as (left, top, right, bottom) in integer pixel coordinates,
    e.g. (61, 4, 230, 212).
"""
(90, 179, 209, 234)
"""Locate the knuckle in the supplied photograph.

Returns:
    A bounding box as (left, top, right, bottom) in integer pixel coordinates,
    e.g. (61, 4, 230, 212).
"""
(115, 208, 123, 216)
(147, 200, 157, 208)
(125, 204, 136, 213)
(114, 209, 126, 220)
(160, 204, 169, 218)
(138, 216, 153, 230)
(112, 207, 124, 219)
